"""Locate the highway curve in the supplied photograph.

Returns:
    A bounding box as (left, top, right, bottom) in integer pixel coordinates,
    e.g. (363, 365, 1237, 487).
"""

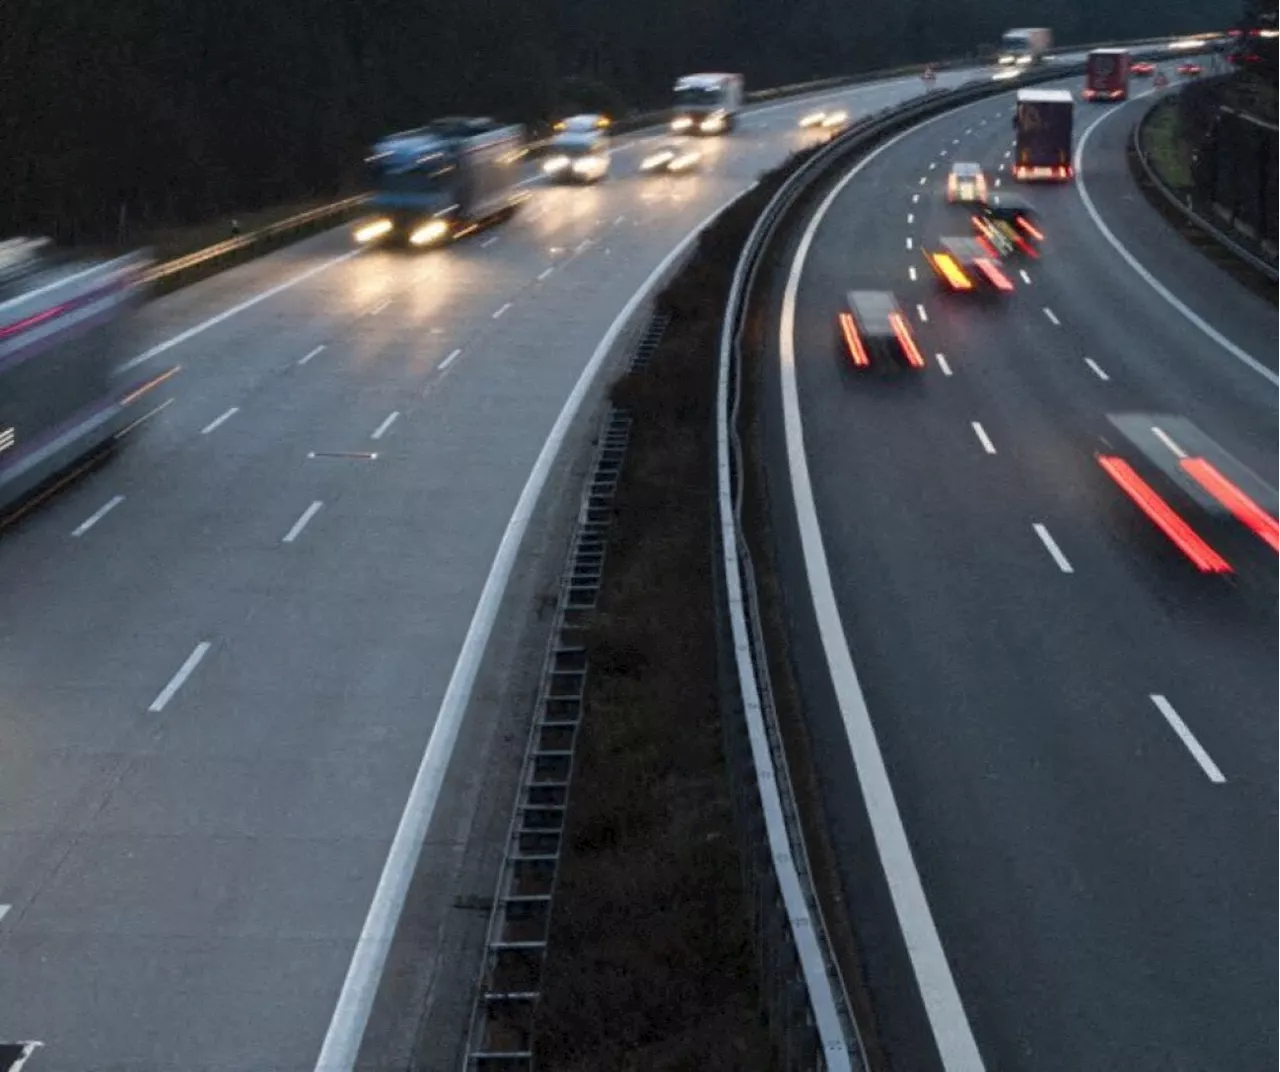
(760, 72, 1277, 1072)
(0, 66, 1018, 1072)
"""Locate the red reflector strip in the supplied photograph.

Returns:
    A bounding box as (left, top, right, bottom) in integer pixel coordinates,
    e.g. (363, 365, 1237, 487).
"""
(838, 312, 870, 367)
(888, 312, 926, 368)
(1180, 457, 1280, 552)
(975, 234, 999, 258)
(1097, 455, 1233, 573)
(974, 259, 1014, 291)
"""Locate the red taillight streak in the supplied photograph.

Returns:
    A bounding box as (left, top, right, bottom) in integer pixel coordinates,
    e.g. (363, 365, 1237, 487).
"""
(975, 234, 999, 258)
(975, 259, 1014, 291)
(838, 312, 870, 367)
(888, 312, 926, 368)
(1097, 455, 1233, 573)
(1179, 457, 1280, 552)
(1016, 215, 1044, 240)
(0, 303, 70, 340)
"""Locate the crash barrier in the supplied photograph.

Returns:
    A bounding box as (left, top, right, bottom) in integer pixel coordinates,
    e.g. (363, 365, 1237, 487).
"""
(140, 195, 369, 295)
(713, 56, 1109, 1070)
(1132, 87, 1278, 282)
(141, 37, 1192, 296)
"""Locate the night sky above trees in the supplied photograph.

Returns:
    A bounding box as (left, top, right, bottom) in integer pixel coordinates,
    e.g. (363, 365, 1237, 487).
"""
(0, 0, 1239, 242)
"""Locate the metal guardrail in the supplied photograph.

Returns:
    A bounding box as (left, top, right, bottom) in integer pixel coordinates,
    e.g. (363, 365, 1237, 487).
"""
(713, 57, 1105, 1069)
(1132, 93, 1279, 283)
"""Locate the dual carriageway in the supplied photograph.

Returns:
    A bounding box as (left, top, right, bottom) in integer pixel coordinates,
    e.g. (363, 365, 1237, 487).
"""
(0, 48, 1274, 1072)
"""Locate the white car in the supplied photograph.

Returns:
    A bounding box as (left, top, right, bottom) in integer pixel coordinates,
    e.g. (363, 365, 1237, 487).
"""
(542, 130, 611, 183)
(947, 162, 988, 203)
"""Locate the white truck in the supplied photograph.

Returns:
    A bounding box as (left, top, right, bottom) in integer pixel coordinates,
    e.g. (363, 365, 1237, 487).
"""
(998, 28, 1053, 66)
(671, 73, 744, 134)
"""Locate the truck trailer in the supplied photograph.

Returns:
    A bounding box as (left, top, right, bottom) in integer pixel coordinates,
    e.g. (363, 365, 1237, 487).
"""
(1013, 88, 1074, 181)
(0, 239, 155, 518)
(1083, 48, 1131, 101)
(671, 73, 744, 134)
(357, 117, 528, 247)
(998, 28, 1053, 66)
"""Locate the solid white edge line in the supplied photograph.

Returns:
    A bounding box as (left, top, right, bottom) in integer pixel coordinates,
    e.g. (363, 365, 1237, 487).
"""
(201, 407, 239, 435)
(439, 348, 462, 370)
(1150, 694, 1225, 783)
(120, 251, 363, 374)
(1075, 99, 1279, 388)
(371, 412, 399, 441)
(781, 106, 988, 1072)
(148, 641, 212, 713)
(312, 188, 750, 1072)
(283, 500, 323, 544)
(936, 353, 953, 376)
(71, 495, 125, 537)
(971, 421, 997, 454)
(1084, 357, 1111, 381)
(1032, 522, 1074, 573)
(299, 344, 326, 366)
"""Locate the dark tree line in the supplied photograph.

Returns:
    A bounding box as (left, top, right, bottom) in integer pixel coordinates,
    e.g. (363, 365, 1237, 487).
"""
(0, 0, 1237, 243)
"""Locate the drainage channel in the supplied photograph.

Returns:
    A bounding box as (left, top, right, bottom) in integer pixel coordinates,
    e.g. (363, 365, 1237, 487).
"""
(461, 312, 666, 1070)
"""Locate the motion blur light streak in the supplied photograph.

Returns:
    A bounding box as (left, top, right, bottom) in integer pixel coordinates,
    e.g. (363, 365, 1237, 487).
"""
(1179, 457, 1280, 552)
(1097, 455, 1233, 573)
(888, 312, 926, 367)
(838, 312, 870, 367)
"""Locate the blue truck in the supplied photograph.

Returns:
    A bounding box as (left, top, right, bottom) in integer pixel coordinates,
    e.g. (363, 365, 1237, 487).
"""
(356, 117, 528, 247)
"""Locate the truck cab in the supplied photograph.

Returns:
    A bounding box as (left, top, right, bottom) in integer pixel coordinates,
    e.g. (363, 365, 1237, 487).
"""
(1083, 48, 1131, 101)
(998, 27, 1052, 66)
(671, 73, 744, 134)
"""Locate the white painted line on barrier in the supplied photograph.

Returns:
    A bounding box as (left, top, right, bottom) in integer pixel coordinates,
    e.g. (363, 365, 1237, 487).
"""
(283, 501, 323, 544)
(201, 407, 239, 435)
(299, 345, 326, 366)
(1084, 357, 1111, 381)
(149, 642, 212, 713)
(780, 106, 988, 1072)
(1033, 523, 1074, 573)
(121, 250, 364, 373)
(1075, 98, 1278, 388)
(1150, 694, 1225, 783)
(71, 495, 125, 537)
(371, 412, 399, 441)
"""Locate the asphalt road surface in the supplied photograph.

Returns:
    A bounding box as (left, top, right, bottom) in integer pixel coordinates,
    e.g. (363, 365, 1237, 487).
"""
(0, 64, 1027, 1072)
(763, 72, 1277, 1072)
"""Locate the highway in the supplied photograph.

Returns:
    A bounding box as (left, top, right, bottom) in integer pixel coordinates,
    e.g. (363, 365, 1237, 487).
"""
(763, 71, 1277, 1072)
(0, 66, 1008, 1071)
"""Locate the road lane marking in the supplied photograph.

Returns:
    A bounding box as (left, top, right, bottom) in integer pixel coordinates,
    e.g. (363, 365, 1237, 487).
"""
(907, 212, 914, 224)
(906, 237, 914, 250)
(299, 345, 325, 366)
(916, 303, 928, 323)
(371, 412, 399, 440)
(953, 137, 961, 144)
(912, 193, 920, 203)
(480, 236, 499, 248)
(201, 407, 239, 435)
(283, 500, 323, 543)
(994, 178, 1001, 188)
(919, 176, 928, 185)
(1151, 425, 1188, 458)
(1085, 358, 1110, 381)
(1043, 307, 1060, 325)
(148, 641, 212, 713)
(440, 348, 462, 371)
(936, 353, 953, 375)
(536, 267, 554, 281)
(779, 110, 987, 1072)
(614, 215, 626, 225)
(1033, 523, 1074, 572)
(929, 161, 937, 170)
(0, 904, 9, 924)
(370, 299, 391, 316)
(313, 186, 757, 1072)
(119, 249, 363, 374)
(492, 302, 512, 319)
(909, 265, 918, 281)
(1019, 269, 1032, 285)
(971, 421, 996, 453)
(1150, 694, 1225, 783)
(1075, 99, 1277, 387)
(998, 162, 1006, 172)
(71, 495, 125, 537)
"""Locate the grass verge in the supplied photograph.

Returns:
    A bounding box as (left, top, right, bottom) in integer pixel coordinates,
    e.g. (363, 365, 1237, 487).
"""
(1139, 99, 1192, 191)
(532, 167, 807, 1069)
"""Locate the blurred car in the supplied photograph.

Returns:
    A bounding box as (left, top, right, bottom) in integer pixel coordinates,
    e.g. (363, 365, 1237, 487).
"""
(837, 290, 926, 370)
(1176, 61, 1203, 76)
(1131, 59, 1156, 76)
(798, 107, 851, 134)
(554, 114, 611, 133)
(542, 129, 611, 183)
(947, 162, 988, 204)
(923, 236, 1016, 292)
(972, 193, 1043, 257)
(639, 142, 703, 174)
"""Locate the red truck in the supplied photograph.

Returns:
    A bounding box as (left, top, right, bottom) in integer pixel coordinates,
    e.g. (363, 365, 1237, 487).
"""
(1083, 48, 1131, 101)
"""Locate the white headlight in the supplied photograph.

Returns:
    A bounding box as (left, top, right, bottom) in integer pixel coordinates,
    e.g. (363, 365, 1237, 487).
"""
(355, 219, 394, 244)
(543, 156, 570, 173)
(409, 220, 450, 246)
(672, 117, 693, 131)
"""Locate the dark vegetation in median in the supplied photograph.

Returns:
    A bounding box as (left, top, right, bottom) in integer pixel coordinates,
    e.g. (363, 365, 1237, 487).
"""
(533, 160, 810, 1070)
